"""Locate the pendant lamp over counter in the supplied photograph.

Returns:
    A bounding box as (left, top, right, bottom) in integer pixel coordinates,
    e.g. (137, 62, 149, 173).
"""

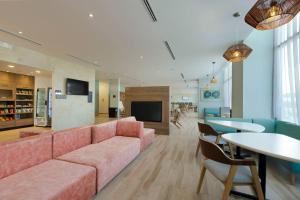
(223, 43, 253, 62)
(245, 0, 300, 30)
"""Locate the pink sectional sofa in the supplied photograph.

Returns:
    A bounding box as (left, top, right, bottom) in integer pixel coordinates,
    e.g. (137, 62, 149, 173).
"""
(0, 117, 155, 200)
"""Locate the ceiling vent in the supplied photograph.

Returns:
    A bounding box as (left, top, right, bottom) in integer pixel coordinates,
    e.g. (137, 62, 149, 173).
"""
(143, 0, 157, 22)
(67, 54, 101, 67)
(0, 28, 42, 46)
(164, 41, 176, 60)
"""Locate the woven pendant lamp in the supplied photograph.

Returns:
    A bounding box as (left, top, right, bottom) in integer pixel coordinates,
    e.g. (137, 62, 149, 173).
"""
(223, 43, 253, 62)
(245, 0, 300, 30)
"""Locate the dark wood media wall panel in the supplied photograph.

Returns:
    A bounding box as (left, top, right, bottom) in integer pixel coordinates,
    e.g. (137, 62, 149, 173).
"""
(0, 71, 34, 130)
(125, 86, 170, 135)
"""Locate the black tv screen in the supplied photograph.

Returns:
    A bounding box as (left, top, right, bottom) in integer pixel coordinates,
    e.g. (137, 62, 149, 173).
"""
(66, 78, 89, 95)
(131, 101, 162, 122)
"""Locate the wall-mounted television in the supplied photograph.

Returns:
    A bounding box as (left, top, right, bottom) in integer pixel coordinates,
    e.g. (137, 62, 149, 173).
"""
(66, 78, 89, 95)
(131, 101, 162, 122)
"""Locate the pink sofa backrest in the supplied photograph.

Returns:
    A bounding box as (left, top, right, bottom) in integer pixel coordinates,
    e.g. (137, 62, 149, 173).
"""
(0, 134, 52, 179)
(92, 121, 117, 144)
(53, 125, 92, 158)
(116, 121, 144, 138)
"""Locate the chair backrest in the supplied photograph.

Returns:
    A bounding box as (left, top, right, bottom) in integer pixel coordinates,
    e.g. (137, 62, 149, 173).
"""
(198, 123, 218, 136)
(199, 137, 255, 166)
(199, 137, 232, 165)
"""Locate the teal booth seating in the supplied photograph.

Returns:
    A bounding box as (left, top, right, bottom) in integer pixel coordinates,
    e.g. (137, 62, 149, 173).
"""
(203, 108, 220, 117)
(204, 117, 300, 184)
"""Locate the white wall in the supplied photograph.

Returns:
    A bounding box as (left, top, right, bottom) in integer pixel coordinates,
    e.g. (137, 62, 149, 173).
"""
(198, 74, 224, 118)
(171, 87, 198, 104)
(0, 41, 96, 131)
(52, 62, 95, 131)
(109, 79, 120, 108)
(243, 30, 273, 119)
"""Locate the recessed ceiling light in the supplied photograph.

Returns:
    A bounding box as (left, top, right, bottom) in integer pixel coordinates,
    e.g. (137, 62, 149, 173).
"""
(8, 65, 15, 68)
(35, 70, 41, 74)
(140, 56, 144, 59)
(18, 31, 23, 34)
(89, 13, 94, 18)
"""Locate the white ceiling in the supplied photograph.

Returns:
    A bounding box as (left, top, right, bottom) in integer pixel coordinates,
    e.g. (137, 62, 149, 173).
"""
(0, 60, 52, 77)
(0, 0, 255, 88)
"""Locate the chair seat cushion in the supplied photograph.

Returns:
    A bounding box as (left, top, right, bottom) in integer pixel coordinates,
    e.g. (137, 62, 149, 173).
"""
(204, 160, 252, 184)
(202, 136, 226, 145)
(0, 160, 96, 200)
(141, 128, 155, 151)
(58, 136, 140, 191)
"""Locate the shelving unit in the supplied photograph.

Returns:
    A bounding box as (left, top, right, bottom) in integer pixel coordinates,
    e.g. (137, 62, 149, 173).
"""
(0, 71, 34, 130)
(15, 88, 34, 126)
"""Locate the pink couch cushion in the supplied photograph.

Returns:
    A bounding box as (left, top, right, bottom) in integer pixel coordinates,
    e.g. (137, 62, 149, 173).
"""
(0, 134, 52, 179)
(116, 121, 144, 138)
(57, 136, 140, 191)
(0, 160, 96, 200)
(53, 126, 92, 158)
(141, 128, 155, 151)
(92, 121, 117, 144)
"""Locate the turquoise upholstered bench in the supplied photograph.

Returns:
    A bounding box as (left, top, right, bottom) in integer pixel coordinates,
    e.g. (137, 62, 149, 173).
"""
(204, 117, 300, 184)
(203, 108, 220, 118)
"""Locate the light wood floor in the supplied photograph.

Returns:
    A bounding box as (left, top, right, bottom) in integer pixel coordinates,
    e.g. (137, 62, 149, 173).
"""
(94, 114, 300, 200)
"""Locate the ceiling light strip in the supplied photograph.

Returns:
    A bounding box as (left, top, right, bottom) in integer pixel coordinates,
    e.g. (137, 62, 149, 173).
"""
(67, 54, 101, 67)
(143, 0, 157, 22)
(0, 28, 42, 46)
(164, 41, 176, 60)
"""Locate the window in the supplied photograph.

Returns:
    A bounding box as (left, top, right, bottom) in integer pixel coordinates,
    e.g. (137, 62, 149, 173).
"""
(223, 62, 232, 108)
(274, 14, 300, 124)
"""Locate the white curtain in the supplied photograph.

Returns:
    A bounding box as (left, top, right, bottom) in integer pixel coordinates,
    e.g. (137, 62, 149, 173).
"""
(223, 62, 232, 108)
(274, 14, 300, 124)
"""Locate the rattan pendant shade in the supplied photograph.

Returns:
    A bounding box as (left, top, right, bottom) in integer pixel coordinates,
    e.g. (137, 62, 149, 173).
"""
(223, 43, 253, 62)
(245, 0, 300, 30)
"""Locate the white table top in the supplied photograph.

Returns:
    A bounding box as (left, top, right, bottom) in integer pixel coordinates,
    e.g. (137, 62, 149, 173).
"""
(222, 133, 300, 163)
(207, 120, 265, 133)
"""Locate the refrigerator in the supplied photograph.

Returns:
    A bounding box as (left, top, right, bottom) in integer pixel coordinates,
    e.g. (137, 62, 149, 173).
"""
(35, 87, 52, 127)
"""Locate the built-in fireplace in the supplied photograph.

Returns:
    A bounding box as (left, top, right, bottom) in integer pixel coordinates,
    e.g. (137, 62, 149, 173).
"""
(131, 101, 162, 122)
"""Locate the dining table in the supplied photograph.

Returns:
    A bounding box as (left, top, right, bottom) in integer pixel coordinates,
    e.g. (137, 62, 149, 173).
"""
(222, 133, 300, 199)
(207, 120, 265, 158)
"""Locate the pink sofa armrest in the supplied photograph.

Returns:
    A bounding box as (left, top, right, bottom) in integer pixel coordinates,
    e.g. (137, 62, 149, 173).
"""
(116, 121, 144, 138)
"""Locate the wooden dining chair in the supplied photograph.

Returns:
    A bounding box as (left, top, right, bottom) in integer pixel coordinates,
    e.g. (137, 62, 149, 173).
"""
(196, 123, 233, 158)
(171, 111, 182, 128)
(196, 138, 264, 200)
